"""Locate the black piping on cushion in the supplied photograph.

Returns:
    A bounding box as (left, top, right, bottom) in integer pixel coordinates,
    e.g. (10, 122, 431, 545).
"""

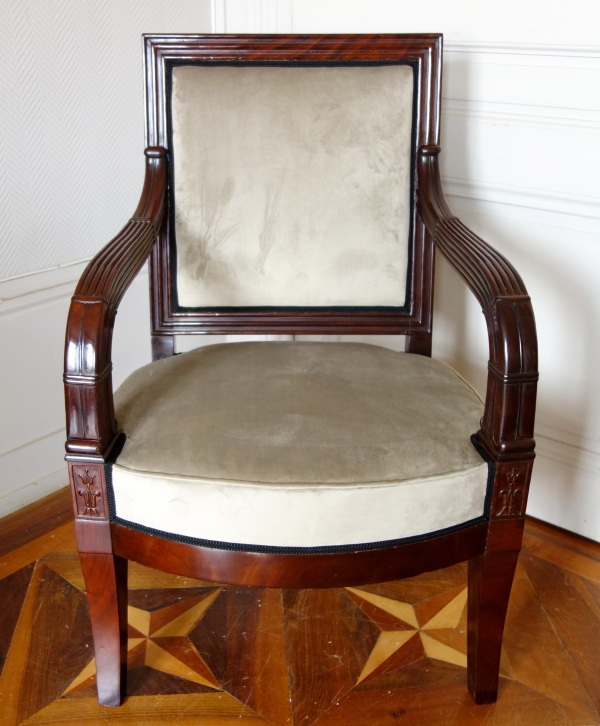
(104, 434, 494, 555)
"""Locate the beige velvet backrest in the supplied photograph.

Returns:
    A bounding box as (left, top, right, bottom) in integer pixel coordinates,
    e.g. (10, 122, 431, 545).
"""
(145, 36, 442, 335)
(171, 64, 415, 309)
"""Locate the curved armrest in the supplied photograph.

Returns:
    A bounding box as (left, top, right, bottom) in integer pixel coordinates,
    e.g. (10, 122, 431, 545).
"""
(64, 147, 167, 458)
(417, 145, 538, 462)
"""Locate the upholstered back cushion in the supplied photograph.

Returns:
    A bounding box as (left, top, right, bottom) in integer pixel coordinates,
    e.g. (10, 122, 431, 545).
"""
(170, 64, 415, 309)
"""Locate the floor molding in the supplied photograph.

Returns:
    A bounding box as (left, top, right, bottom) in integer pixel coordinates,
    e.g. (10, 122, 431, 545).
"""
(0, 486, 71, 559)
(535, 432, 600, 477)
(525, 515, 600, 563)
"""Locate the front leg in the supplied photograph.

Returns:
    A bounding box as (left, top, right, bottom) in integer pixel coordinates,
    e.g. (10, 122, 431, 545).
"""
(80, 551, 128, 706)
(69, 460, 128, 706)
(467, 460, 532, 704)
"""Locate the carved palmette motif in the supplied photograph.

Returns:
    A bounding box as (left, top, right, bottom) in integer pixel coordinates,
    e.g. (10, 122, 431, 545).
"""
(492, 463, 531, 518)
(70, 463, 107, 519)
(77, 469, 102, 516)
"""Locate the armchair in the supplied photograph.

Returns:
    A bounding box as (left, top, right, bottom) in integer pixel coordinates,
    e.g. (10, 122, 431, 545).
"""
(64, 34, 538, 708)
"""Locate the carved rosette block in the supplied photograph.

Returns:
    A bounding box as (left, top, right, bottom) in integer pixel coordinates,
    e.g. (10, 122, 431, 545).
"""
(491, 462, 532, 519)
(69, 463, 107, 519)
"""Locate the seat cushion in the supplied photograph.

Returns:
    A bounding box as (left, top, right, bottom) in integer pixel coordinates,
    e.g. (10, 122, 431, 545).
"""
(111, 342, 490, 550)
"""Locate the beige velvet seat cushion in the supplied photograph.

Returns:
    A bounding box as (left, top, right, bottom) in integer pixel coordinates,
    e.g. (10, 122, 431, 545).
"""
(112, 342, 489, 549)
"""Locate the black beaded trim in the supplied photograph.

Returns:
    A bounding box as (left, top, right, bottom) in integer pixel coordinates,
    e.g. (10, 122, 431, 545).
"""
(105, 436, 494, 555)
(470, 433, 496, 519)
(109, 513, 487, 555)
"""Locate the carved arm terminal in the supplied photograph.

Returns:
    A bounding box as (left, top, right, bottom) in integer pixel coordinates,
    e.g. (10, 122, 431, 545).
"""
(64, 148, 167, 461)
(418, 144, 538, 519)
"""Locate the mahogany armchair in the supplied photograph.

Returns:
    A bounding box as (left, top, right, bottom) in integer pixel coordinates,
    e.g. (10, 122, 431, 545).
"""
(63, 34, 538, 708)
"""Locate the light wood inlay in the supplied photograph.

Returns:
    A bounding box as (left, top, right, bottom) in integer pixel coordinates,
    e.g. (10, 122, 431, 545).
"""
(1, 503, 600, 725)
(421, 587, 467, 630)
(0, 523, 75, 580)
(345, 587, 419, 628)
(357, 630, 417, 683)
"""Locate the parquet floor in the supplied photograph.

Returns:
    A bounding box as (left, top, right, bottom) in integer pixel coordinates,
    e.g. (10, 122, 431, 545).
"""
(1, 490, 600, 725)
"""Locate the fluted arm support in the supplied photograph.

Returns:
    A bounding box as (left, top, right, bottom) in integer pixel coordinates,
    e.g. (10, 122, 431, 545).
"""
(417, 146, 538, 462)
(64, 147, 168, 458)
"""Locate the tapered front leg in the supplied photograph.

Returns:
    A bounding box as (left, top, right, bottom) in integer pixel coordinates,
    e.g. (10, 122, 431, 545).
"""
(68, 460, 128, 706)
(80, 552, 128, 706)
(467, 518, 524, 704)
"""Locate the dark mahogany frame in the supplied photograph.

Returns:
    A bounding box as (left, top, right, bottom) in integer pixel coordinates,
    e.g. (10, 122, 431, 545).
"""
(63, 35, 538, 709)
(146, 33, 439, 356)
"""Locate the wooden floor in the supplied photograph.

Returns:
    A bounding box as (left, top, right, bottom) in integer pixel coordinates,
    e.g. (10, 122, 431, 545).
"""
(0, 490, 600, 725)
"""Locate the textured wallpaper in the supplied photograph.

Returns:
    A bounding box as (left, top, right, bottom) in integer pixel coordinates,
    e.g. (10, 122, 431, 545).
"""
(0, 0, 211, 281)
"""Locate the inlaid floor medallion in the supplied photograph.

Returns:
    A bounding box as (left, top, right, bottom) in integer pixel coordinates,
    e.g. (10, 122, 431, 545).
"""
(0, 515, 599, 725)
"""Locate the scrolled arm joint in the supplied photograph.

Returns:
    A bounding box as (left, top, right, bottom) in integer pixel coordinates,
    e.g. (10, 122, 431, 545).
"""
(64, 147, 168, 458)
(417, 146, 538, 462)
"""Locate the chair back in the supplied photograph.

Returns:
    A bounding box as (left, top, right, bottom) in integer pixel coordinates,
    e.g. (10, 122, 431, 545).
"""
(145, 34, 442, 335)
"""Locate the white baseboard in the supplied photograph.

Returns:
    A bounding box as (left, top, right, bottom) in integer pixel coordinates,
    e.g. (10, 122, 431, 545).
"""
(536, 433, 600, 477)
(0, 469, 68, 520)
(528, 453, 600, 542)
(529, 432, 600, 541)
(0, 466, 68, 520)
(0, 430, 67, 518)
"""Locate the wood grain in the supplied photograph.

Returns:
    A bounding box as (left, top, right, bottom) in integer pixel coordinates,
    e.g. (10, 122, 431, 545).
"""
(0, 522, 76, 581)
(64, 147, 166, 459)
(357, 632, 424, 684)
(283, 588, 379, 726)
(0, 563, 45, 726)
(345, 588, 418, 631)
(502, 564, 597, 718)
(0, 488, 71, 559)
(16, 566, 94, 724)
(522, 529, 600, 583)
(79, 553, 128, 706)
(414, 585, 466, 628)
(467, 519, 523, 704)
(0, 564, 35, 676)
(22, 693, 269, 724)
(2, 494, 599, 721)
(520, 552, 600, 717)
(525, 516, 600, 563)
(221, 588, 292, 726)
(125, 665, 215, 696)
(418, 144, 538, 467)
(145, 34, 439, 337)
(319, 665, 595, 726)
(0, 513, 599, 724)
(111, 521, 487, 590)
(356, 562, 468, 605)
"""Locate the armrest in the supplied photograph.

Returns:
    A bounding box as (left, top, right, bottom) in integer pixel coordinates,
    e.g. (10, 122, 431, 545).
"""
(417, 145, 538, 462)
(64, 147, 167, 458)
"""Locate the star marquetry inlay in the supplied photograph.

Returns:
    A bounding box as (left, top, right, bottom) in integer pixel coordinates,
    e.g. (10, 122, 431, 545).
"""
(63, 588, 223, 695)
(345, 585, 513, 684)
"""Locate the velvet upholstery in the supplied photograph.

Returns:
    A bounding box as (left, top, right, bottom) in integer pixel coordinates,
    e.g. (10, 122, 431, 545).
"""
(170, 65, 415, 308)
(111, 343, 489, 548)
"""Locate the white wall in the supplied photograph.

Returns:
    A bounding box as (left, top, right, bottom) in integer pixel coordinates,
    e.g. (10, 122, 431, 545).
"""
(3, 0, 600, 543)
(213, 0, 600, 541)
(0, 0, 211, 516)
